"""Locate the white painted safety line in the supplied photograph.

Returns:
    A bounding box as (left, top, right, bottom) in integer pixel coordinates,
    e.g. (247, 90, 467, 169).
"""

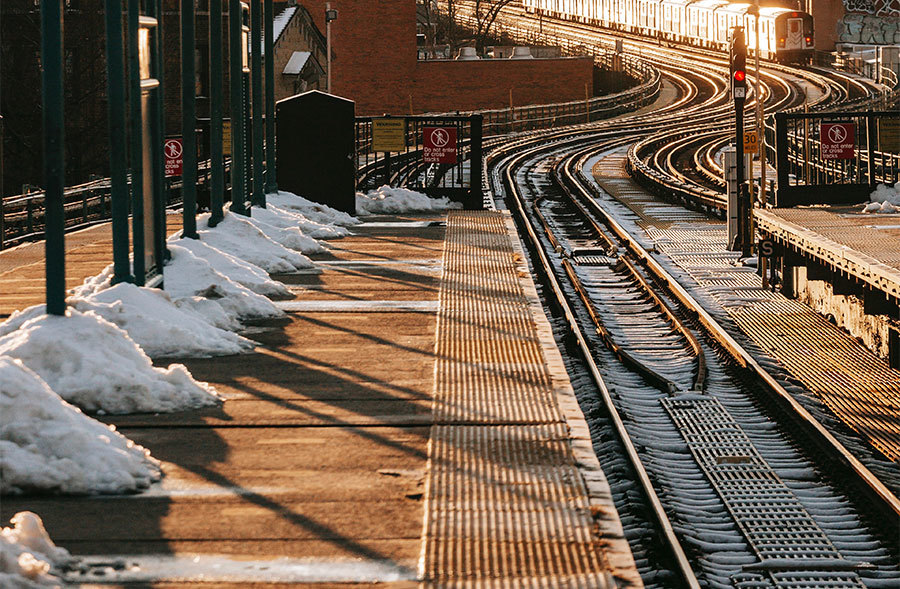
(64, 555, 417, 584)
(316, 259, 441, 267)
(274, 300, 439, 313)
(357, 221, 439, 228)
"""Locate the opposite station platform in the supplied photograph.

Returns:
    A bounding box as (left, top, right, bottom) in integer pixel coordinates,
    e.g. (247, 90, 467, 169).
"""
(0, 211, 641, 587)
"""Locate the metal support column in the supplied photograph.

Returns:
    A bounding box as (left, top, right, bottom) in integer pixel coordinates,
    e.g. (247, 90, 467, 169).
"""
(229, 0, 248, 215)
(470, 114, 484, 210)
(104, 0, 132, 284)
(210, 0, 225, 225)
(41, 0, 66, 315)
(181, 0, 199, 237)
(250, 0, 265, 207)
(148, 1, 168, 275)
(775, 112, 789, 206)
(264, 0, 277, 193)
(867, 112, 878, 187)
(127, 0, 146, 284)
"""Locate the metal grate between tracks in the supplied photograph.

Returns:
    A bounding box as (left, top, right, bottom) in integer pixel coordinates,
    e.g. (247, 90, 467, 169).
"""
(661, 396, 865, 589)
(422, 211, 617, 588)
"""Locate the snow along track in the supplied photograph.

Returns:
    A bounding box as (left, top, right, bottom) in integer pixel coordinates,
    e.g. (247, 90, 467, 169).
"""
(490, 129, 900, 588)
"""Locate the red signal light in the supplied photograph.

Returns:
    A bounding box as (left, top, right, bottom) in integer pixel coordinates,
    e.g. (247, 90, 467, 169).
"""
(805, 36, 812, 45)
(734, 70, 746, 82)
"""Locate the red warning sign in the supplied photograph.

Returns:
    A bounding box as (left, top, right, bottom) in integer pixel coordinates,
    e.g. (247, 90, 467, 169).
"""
(423, 127, 457, 164)
(164, 138, 183, 177)
(820, 123, 855, 160)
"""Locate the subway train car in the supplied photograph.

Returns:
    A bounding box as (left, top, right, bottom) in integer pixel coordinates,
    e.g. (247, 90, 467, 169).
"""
(523, 0, 814, 62)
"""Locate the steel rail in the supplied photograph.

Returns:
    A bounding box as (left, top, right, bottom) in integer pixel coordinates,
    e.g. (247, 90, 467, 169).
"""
(564, 146, 900, 519)
(492, 132, 703, 589)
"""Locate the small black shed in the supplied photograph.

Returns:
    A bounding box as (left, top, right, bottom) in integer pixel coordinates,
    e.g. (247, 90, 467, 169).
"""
(276, 91, 356, 214)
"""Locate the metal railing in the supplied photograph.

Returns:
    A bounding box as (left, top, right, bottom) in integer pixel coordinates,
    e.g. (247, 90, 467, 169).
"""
(356, 115, 483, 209)
(775, 110, 900, 207)
(0, 159, 227, 250)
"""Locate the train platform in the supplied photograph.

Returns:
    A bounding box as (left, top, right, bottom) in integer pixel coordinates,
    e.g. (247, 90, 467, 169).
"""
(0, 210, 641, 587)
(755, 206, 900, 305)
(591, 149, 900, 464)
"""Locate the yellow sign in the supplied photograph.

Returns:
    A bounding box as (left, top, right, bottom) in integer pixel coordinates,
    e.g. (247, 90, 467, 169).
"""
(372, 118, 407, 152)
(222, 121, 232, 157)
(743, 130, 759, 153)
(880, 118, 900, 152)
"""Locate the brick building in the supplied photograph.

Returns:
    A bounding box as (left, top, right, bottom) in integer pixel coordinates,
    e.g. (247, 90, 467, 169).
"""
(271, 3, 327, 99)
(297, 0, 594, 116)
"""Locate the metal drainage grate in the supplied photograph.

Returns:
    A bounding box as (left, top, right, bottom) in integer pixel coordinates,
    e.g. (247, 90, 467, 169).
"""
(573, 255, 619, 267)
(661, 396, 865, 588)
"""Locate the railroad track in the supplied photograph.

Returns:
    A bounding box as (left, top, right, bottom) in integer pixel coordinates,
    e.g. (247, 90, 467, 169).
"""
(486, 124, 900, 589)
(451, 1, 894, 214)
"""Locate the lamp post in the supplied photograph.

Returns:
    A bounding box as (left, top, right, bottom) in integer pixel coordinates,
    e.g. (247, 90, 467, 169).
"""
(325, 4, 338, 93)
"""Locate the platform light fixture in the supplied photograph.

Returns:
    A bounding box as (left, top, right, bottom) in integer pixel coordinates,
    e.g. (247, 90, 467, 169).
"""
(325, 3, 337, 93)
(242, 2, 251, 73)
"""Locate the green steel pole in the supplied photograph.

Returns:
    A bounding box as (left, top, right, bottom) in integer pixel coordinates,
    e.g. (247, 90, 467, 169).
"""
(127, 0, 145, 284)
(150, 0, 169, 265)
(181, 0, 198, 237)
(250, 0, 265, 207)
(41, 0, 66, 315)
(104, 0, 132, 284)
(229, 0, 247, 215)
(209, 0, 225, 226)
(264, 0, 277, 193)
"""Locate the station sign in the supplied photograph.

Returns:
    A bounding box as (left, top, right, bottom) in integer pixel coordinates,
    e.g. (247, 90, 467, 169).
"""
(423, 126, 457, 164)
(164, 137, 183, 177)
(880, 118, 900, 152)
(758, 238, 776, 258)
(820, 122, 855, 160)
(372, 117, 407, 152)
(222, 121, 232, 157)
(743, 130, 758, 153)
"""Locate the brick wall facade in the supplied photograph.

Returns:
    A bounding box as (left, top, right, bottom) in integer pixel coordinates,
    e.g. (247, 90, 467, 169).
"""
(413, 57, 594, 115)
(298, 0, 592, 116)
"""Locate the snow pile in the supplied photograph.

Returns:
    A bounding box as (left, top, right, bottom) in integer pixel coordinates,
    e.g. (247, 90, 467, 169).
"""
(196, 212, 314, 273)
(242, 211, 326, 254)
(164, 244, 284, 322)
(167, 237, 291, 298)
(862, 183, 900, 213)
(266, 190, 360, 227)
(0, 357, 161, 494)
(1, 512, 72, 588)
(249, 203, 352, 239)
(0, 309, 220, 414)
(7, 284, 255, 359)
(356, 186, 462, 215)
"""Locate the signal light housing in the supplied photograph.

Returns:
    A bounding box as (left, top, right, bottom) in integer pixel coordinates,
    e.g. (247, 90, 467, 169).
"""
(730, 28, 747, 99)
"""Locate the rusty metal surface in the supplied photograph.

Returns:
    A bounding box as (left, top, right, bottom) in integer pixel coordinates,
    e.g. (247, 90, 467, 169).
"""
(422, 210, 639, 588)
(756, 207, 900, 301)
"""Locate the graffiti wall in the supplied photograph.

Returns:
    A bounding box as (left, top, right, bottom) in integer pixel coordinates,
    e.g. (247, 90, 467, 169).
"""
(839, 0, 900, 44)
